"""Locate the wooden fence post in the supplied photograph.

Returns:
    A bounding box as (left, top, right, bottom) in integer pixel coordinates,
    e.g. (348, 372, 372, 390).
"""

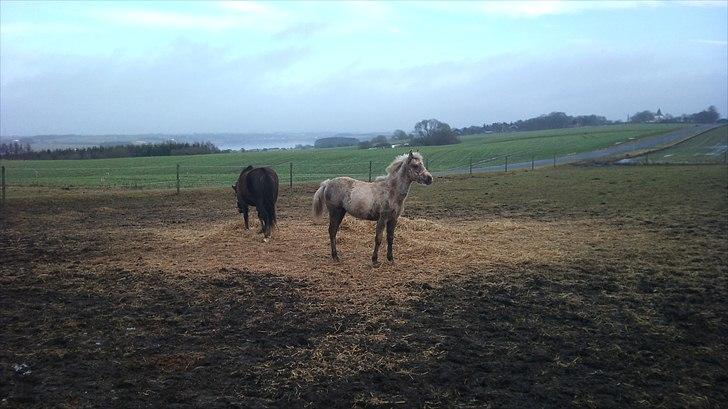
(369, 161, 372, 182)
(505, 155, 508, 172)
(553, 154, 556, 168)
(289, 162, 293, 188)
(531, 155, 534, 171)
(176, 164, 180, 194)
(1, 166, 5, 206)
(469, 158, 472, 176)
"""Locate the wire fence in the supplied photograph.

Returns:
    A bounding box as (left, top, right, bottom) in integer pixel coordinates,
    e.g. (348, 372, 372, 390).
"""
(0, 153, 549, 190)
(1, 146, 726, 202)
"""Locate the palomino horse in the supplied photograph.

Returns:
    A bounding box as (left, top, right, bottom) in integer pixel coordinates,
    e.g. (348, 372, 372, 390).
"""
(233, 165, 279, 240)
(313, 151, 433, 264)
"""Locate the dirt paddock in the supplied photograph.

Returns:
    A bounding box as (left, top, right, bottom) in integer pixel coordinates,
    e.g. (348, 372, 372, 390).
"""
(1, 166, 727, 408)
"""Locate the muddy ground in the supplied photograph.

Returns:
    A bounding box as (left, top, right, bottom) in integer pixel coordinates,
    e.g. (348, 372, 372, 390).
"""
(1, 166, 727, 408)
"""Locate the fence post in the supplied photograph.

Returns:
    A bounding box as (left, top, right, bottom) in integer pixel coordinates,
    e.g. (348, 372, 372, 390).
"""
(176, 164, 180, 194)
(1, 166, 5, 206)
(369, 161, 372, 182)
(644, 153, 649, 165)
(289, 162, 293, 188)
(505, 155, 508, 172)
(531, 155, 534, 171)
(553, 154, 556, 168)
(469, 158, 472, 176)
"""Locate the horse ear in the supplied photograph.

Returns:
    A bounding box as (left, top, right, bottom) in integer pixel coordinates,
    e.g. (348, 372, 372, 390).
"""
(408, 150, 414, 160)
(243, 165, 253, 171)
(232, 185, 237, 192)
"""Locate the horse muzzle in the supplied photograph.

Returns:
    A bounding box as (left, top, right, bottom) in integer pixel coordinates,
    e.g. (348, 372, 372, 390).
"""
(420, 173, 433, 185)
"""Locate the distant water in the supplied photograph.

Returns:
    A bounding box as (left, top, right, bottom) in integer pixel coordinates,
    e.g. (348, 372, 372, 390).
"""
(216, 135, 317, 151)
(211, 132, 381, 150)
(4, 132, 382, 151)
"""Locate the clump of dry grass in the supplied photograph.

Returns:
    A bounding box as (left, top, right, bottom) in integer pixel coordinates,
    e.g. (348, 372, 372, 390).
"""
(79, 208, 667, 309)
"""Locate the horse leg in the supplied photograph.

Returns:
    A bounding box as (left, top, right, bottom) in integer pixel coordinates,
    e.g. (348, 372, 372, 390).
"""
(386, 218, 397, 262)
(242, 205, 250, 229)
(263, 220, 271, 238)
(329, 208, 345, 261)
(372, 217, 386, 265)
(263, 210, 272, 239)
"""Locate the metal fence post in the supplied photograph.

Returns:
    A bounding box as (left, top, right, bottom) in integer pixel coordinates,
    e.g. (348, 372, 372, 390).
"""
(531, 155, 534, 171)
(176, 164, 180, 194)
(289, 162, 293, 188)
(1, 166, 5, 206)
(369, 161, 372, 182)
(505, 155, 508, 172)
(469, 158, 472, 176)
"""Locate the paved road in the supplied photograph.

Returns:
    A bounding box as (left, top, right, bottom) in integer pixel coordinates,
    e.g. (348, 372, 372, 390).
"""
(435, 124, 721, 176)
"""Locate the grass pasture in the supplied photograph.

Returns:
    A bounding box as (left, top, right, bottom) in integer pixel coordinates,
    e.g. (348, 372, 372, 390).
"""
(2, 164, 726, 407)
(0, 124, 684, 190)
(648, 125, 728, 164)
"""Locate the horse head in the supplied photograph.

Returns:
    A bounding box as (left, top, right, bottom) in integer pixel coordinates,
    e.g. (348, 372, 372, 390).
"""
(232, 183, 244, 213)
(405, 151, 433, 185)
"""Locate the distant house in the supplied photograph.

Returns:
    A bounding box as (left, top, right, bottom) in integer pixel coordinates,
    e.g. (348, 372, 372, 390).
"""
(654, 108, 664, 122)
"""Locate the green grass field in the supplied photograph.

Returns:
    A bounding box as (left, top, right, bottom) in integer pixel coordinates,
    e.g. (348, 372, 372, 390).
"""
(648, 125, 727, 164)
(0, 123, 684, 188)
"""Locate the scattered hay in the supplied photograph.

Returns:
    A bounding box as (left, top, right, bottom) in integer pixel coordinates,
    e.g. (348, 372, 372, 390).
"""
(84, 210, 655, 307)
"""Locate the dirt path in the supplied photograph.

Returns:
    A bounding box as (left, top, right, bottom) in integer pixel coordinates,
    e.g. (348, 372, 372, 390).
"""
(439, 124, 721, 174)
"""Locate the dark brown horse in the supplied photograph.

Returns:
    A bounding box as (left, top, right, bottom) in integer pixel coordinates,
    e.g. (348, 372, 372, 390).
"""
(232, 165, 279, 240)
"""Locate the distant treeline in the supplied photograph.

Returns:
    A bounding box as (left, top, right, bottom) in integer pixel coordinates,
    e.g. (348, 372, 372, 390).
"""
(0, 141, 220, 160)
(456, 112, 614, 136)
(314, 137, 359, 148)
(629, 106, 720, 124)
(455, 106, 723, 136)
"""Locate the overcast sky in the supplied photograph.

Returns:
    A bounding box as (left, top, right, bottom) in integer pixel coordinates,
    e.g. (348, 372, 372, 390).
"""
(1, 0, 726, 135)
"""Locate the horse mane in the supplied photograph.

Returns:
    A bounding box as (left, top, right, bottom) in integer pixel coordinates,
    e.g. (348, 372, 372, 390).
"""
(375, 152, 422, 181)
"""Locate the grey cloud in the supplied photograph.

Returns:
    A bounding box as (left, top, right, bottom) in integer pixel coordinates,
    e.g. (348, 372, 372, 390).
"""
(1, 44, 726, 135)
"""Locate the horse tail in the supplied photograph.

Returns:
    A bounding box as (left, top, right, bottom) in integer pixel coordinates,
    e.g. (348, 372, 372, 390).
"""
(258, 192, 277, 229)
(258, 171, 278, 230)
(313, 179, 329, 218)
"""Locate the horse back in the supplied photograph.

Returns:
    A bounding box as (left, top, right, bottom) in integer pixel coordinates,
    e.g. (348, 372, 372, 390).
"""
(249, 167, 279, 201)
(237, 167, 279, 206)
